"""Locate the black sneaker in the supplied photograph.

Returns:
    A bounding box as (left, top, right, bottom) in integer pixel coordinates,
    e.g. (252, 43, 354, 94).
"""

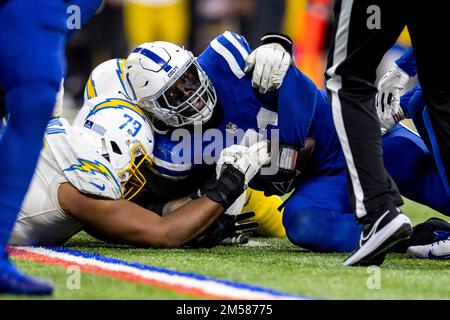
(344, 208, 413, 266)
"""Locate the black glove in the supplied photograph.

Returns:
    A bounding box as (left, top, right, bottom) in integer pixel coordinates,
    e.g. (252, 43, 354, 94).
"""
(249, 167, 301, 197)
(203, 164, 246, 209)
(249, 139, 316, 197)
(187, 211, 259, 248)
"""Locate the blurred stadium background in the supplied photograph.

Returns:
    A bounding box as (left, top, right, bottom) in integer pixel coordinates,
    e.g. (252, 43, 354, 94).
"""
(0, 0, 414, 120)
(59, 0, 413, 116)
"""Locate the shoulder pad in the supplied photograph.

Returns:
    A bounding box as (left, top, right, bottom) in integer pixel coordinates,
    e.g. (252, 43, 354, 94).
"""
(44, 118, 122, 199)
(207, 31, 251, 79)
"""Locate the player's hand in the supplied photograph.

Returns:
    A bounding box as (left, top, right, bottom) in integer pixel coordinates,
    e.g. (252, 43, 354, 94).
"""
(376, 65, 410, 115)
(216, 142, 271, 187)
(376, 65, 410, 134)
(244, 43, 292, 94)
(186, 211, 258, 248)
(205, 142, 270, 209)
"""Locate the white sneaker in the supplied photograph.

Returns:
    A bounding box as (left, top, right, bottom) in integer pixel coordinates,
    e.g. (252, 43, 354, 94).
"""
(407, 238, 450, 259)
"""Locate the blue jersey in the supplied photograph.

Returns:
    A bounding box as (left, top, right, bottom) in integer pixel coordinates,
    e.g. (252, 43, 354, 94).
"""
(152, 32, 345, 179)
(396, 47, 417, 77)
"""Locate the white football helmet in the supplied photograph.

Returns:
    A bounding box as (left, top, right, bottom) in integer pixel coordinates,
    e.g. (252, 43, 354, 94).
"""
(84, 58, 130, 102)
(72, 97, 155, 200)
(125, 41, 217, 127)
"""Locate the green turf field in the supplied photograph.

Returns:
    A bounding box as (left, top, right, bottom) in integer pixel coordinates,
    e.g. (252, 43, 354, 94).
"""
(3, 198, 450, 300)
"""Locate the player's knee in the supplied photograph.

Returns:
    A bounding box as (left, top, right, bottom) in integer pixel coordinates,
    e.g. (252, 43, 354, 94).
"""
(6, 82, 59, 122)
(283, 207, 360, 253)
(283, 207, 325, 251)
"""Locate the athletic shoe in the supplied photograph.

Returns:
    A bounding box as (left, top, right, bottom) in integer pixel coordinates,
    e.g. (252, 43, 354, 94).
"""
(344, 208, 413, 266)
(0, 252, 53, 295)
(392, 217, 450, 253)
(407, 238, 450, 259)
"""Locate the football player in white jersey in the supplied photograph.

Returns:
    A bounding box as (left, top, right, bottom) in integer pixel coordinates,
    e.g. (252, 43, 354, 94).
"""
(74, 46, 290, 240)
(9, 96, 270, 247)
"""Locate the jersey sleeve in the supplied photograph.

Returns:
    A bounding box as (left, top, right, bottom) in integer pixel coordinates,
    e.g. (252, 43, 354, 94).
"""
(198, 31, 252, 80)
(396, 47, 417, 77)
(151, 133, 192, 180)
(277, 66, 318, 148)
(400, 85, 424, 118)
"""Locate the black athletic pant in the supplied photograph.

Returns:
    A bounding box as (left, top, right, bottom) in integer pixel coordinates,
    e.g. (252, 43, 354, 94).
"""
(326, 0, 450, 219)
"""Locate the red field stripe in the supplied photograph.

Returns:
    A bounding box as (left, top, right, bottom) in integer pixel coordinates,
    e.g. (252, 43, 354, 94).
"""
(10, 247, 236, 300)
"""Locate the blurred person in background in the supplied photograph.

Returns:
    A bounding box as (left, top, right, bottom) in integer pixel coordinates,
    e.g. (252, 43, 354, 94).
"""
(240, 0, 286, 49)
(65, 0, 128, 105)
(188, 0, 247, 54)
(123, 0, 189, 48)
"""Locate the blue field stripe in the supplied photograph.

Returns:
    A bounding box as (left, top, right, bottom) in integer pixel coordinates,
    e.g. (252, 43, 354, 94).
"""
(45, 246, 312, 299)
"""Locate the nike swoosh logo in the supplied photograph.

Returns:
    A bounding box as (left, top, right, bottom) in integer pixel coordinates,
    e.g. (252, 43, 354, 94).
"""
(359, 210, 389, 246)
(89, 182, 106, 191)
(427, 250, 450, 260)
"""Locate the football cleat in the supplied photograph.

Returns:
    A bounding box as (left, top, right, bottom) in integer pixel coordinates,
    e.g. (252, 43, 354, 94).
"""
(392, 217, 450, 253)
(407, 238, 450, 260)
(344, 208, 413, 266)
(0, 252, 53, 296)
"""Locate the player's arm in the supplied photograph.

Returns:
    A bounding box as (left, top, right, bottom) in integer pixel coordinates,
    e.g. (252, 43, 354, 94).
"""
(376, 48, 417, 112)
(248, 65, 320, 197)
(201, 31, 292, 93)
(59, 141, 270, 248)
(245, 33, 294, 93)
(395, 47, 417, 77)
(59, 183, 224, 248)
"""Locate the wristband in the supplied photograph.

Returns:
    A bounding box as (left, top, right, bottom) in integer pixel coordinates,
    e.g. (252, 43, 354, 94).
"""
(204, 164, 245, 209)
(261, 33, 293, 56)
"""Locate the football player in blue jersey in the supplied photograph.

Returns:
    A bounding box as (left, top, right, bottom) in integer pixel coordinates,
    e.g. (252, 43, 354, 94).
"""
(0, 0, 102, 295)
(78, 58, 287, 241)
(376, 49, 450, 260)
(122, 32, 450, 264)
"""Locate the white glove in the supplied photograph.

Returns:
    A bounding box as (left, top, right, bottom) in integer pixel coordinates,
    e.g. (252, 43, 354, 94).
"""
(244, 43, 291, 94)
(376, 65, 410, 115)
(239, 129, 265, 148)
(216, 142, 271, 186)
(375, 66, 410, 134)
